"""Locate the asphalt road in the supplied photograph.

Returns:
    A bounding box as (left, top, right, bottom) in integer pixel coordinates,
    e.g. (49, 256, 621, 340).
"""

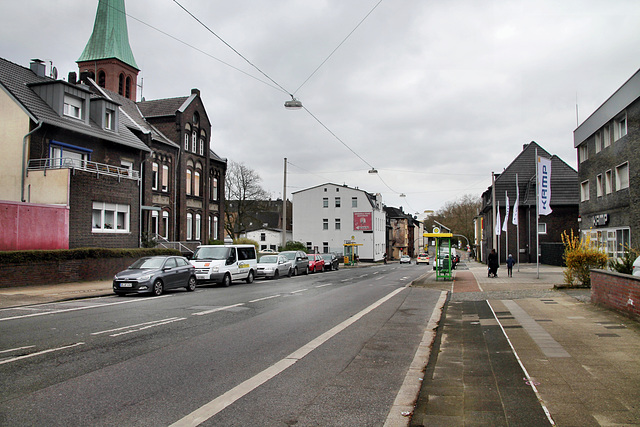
(0, 263, 441, 426)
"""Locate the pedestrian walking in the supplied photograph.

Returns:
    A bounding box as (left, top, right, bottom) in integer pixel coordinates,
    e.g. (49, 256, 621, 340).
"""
(487, 248, 499, 277)
(506, 254, 515, 277)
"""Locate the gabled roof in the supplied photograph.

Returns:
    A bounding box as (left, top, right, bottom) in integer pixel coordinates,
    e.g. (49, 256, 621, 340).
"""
(77, 0, 139, 70)
(0, 57, 149, 152)
(486, 141, 578, 208)
(137, 96, 190, 118)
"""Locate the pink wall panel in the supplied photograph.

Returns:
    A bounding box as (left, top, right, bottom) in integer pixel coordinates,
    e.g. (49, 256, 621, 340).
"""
(0, 201, 69, 250)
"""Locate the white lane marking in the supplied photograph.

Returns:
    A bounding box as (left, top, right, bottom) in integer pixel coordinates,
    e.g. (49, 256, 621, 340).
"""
(248, 295, 281, 303)
(0, 345, 36, 354)
(91, 317, 184, 336)
(315, 284, 333, 288)
(340, 279, 350, 282)
(375, 277, 384, 281)
(290, 289, 308, 294)
(192, 303, 245, 316)
(0, 342, 84, 366)
(170, 286, 406, 427)
(109, 318, 186, 337)
(0, 296, 171, 322)
(488, 301, 557, 426)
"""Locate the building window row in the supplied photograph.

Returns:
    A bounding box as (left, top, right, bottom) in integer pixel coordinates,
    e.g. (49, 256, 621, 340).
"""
(583, 228, 631, 259)
(592, 110, 627, 155)
(183, 124, 207, 156)
(151, 210, 171, 239)
(92, 202, 129, 233)
(152, 162, 170, 192)
(583, 162, 630, 202)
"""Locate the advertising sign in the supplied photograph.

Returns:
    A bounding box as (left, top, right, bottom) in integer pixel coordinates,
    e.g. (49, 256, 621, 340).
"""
(353, 212, 372, 231)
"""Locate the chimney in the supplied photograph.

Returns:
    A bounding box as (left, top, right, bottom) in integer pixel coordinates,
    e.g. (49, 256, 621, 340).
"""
(191, 88, 200, 97)
(68, 72, 77, 85)
(30, 59, 46, 77)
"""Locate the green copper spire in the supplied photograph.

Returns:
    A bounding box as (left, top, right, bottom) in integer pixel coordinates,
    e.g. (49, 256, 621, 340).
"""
(77, 0, 139, 70)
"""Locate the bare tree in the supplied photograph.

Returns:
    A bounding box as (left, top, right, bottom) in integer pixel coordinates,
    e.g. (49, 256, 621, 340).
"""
(426, 194, 480, 247)
(224, 161, 271, 239)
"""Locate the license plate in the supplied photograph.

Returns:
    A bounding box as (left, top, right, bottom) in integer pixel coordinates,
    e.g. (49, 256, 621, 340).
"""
(119, 283, 133, 288)
(196, 274, 207, 280)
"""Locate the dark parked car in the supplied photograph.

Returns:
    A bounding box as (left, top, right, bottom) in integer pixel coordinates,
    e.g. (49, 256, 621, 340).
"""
(279, 251, 309, 276)
(307, 254, 325, 273)
(113, 256, 196, 296)
(321, 253, 340, 271)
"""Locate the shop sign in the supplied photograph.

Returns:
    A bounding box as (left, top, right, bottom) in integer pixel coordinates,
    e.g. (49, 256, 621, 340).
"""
(593, 213, 609, 227)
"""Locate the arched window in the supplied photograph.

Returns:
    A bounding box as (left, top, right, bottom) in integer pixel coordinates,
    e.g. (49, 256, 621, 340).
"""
(195, 213, 201, 241)
(192, 130, 197, 153)
(194, 171, 201, 197)
(151, 211, 159, 235)
(162, 211, 169, 239)
(186, 170, 192, 195)
(97, 71, 106, 88)
(212, 177, 218, 201)
(125, 76, 131, 99)
(213, 216, 219, 240)
(152, 162, 159, 190)
(186, 213, 193, 240)
(118, 73, 124, 95)
(200, 130, 206, 156)
(184, 124, 191, 151)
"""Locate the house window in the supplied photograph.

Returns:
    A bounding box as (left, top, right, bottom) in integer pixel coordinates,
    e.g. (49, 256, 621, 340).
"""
(212, 177, 218, 200)
(192, 130, 197, 153)
(335, 197, 341, 207)
(605, 170, 613, 194)
(538, 223, 547, 234)
(162, 211, 169, 239)
(306, 242, 313, 252)
(162, 165, 169, 192)
(614, 112, 627, 141)
(105, 109, 115, 130)
(615, 162, 629, 190)
(595, 132, 602, 153)
(580, 180, 589, 202)
(335, 218, 341, 230)
(151, 211, 159, 236)
(92, 202, 129, 233)
(187, 213, 193, 240)
(323, 198, 328, 208)
(50, 143, 90, 168)
(199, 138, 204, 156)
(596, 174, 603, 198)
(152, 162, 159, 190)
(603, 124, 611, 148)
(195, 214, 201, 241)
(121, 160, 133, 173)
(97, 70, 106, 88)
(323, 242, 329, 253)
(186, 170, 192, 195)
(578, 144, 588, 163)
(184, 133, 189, 151)
(118, 73, 124, 95)
(352, 197, 358, 208)
(260, 233, 266, 241)
(125, 76, 131, 99)
(63, 95, 83, 119)
(194, 171, 201, 197)
(323, 219, 328, 230)
(213, 216, 219, 240)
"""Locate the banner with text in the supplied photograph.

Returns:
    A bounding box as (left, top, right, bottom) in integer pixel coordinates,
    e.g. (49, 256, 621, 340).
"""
(537, 156, 552, 216)
(353, 212, 372, 231)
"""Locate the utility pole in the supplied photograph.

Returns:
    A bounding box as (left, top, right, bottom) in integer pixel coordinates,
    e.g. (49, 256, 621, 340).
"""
(282, 158, 287, 250)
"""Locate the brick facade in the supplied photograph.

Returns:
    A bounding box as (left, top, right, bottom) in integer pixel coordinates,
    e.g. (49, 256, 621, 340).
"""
(591, 269, 640, 321)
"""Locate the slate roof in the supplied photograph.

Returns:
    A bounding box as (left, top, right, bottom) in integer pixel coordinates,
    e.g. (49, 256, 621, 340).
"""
(77, 0, 138, 70)
(482, 141, 578, 210)
(137, 96, 191, 118)
(0, 57, 149, 153)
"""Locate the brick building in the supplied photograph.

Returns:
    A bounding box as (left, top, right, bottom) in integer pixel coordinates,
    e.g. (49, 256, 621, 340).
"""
(574, 68, 639, 257)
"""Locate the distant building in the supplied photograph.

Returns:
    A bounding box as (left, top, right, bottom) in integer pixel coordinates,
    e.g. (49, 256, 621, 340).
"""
(478, 142, 579, 265)
(574, 68, 639, 257)
(292, 183, 385, 261)
(384, 206, 424, 259)
(236, 199, 293, 251)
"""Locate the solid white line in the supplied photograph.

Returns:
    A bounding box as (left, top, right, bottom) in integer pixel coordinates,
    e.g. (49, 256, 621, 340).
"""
(0, 296, 170, 322)
(0, 345, 36, 354)
(109, 318, 186, 337)
(192, 303, 244, 316)
(290, 289, 308, 294)
(248, 295, 281, 303)
(315, 284, 333, 288)
(170, 287, 406, 427)
(487, 301, 556, 426)
(0, 342, 84, 366)
(91, 317, 183, 335)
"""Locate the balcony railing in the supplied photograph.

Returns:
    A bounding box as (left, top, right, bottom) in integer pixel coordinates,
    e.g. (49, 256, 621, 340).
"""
(28, 158, 140, 181)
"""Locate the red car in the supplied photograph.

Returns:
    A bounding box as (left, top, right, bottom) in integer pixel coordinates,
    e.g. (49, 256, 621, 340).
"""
(307, 254, 325, 273)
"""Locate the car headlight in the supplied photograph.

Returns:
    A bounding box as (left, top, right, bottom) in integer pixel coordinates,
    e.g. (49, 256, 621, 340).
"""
(138, 274, 152, 282)
(211, 266, 219, 273)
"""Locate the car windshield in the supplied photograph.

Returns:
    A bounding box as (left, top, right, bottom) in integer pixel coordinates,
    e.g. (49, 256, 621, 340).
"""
(130, 257, 166, 269)
(259, 255, 278, 263)
(321, 254, 332, 260)
(281, 252, 296, 261)
(193, 246, 230, 260)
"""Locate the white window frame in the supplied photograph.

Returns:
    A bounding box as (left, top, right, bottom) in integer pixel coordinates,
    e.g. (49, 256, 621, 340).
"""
(605, 170, 612, 194)
(195, 213, 201, 241)
(322, 198, 328, 208)
(187, 213, 193, 240)
(152, 162, 159, 190)
(323, 218, 328, 230)
(92, 202, 130, 233)
(595, 131, 602, 153)
(212, 177, 218, 201)
(335, 197, 341, 208)
(151, 211, 159, 236)
(105, 109, 115, 130)
(614, 112, 627, 141)
(352, 197, 357, 208)
(596, 174, 603, 198)
(603, 124, 611, 148)
(579, 144, 588, 163)
(162, 165, 169, 192)
(199, 138, 204, 156)
(615, 162, 629, 190)
(184, 133, 189, 151)
(162, 211, 169, 239)
(213, 216, 219, 240)
(192, 130, 197, 153)
(580, 180, 589, 202)
(538, 223, 547, 234)
(186, 170, 192, 195)
(63, 94, 83, 119)
(335, 218, 341, 230)
(194, 171, 201, 197)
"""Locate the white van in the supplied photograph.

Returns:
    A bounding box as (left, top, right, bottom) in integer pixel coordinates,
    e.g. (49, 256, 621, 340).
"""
(190, 244, 257, 286)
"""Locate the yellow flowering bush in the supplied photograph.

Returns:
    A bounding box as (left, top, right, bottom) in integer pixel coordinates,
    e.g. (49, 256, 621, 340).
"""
(561, 230, 608, 286)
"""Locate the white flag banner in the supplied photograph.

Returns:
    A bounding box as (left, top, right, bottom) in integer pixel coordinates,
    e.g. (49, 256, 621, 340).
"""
(512, 192, 519, 225)
(495, 204, 501, 236)
(502, 194, 510, 232)
(538, 156, 552, 216)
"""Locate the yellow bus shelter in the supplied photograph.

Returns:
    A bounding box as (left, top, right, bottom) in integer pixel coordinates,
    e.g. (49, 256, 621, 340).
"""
(343, 242, 363, 266)
(424, 231, 453, 281)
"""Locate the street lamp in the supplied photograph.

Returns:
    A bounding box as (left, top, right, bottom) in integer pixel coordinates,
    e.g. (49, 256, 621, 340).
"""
(284, 95, 302, 110)
(368, 168, 378, 174)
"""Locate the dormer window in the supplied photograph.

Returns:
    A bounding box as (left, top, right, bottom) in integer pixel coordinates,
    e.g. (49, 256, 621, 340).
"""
(105, 109, 115, 130)
(63, 95, 83, 119)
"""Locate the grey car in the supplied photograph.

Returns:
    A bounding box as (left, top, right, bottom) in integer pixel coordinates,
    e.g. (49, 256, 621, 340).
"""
(279, 251, 309, 276)
(256, 254, 292, 279)
(113, 256, 196, 296)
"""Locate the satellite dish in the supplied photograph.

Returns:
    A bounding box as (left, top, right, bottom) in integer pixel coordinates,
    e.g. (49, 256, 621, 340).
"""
(51, 66, 58, 80)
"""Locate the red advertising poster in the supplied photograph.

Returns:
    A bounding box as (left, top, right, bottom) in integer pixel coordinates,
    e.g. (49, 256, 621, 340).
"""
(353, 212, 372, 231)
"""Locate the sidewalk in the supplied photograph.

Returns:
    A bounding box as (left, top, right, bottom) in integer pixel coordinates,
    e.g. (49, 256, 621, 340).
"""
(411, 261, 640, 426)
(0, 280, 113, 309)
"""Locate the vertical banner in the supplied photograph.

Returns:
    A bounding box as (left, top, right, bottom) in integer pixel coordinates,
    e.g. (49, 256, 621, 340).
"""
(495, 204, 501, 236)
(512, 188, 519, 225)
(502, 193, 510, 232)
(537, 156, 552, 216)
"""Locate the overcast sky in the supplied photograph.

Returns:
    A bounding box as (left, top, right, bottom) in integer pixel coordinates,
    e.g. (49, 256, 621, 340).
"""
(2, 0, 640, 216)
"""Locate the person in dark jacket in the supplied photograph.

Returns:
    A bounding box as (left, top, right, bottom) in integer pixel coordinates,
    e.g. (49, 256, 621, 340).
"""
(487, 249, 499, 277)
(506, 254, 515, 277)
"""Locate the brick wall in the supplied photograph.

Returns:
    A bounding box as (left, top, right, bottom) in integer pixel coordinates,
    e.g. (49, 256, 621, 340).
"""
(0, 257, 138, 288)
(591, 269, 640, 320)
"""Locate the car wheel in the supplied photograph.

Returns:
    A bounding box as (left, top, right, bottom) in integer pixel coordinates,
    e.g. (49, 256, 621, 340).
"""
(287, 268, 293, 278)
(274, 270, 279, 280)
(186, 276, 196, 292)
(245, 270, 255, 284)
(293, 267, 298, 276)
(222, 273, 232, 287)
(152, 279, 163, 296)
(304, 266, 309, 275)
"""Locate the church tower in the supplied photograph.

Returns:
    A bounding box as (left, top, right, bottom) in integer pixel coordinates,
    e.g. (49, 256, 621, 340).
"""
(77, 0, 139, 101)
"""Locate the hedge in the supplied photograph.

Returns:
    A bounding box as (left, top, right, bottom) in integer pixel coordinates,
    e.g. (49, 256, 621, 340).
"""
(0, 248, 181, 264)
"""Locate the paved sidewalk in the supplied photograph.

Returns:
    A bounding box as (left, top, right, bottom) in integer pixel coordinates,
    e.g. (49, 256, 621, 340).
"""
(0, 280, 113, 308)
(411, 261, 640, 426)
